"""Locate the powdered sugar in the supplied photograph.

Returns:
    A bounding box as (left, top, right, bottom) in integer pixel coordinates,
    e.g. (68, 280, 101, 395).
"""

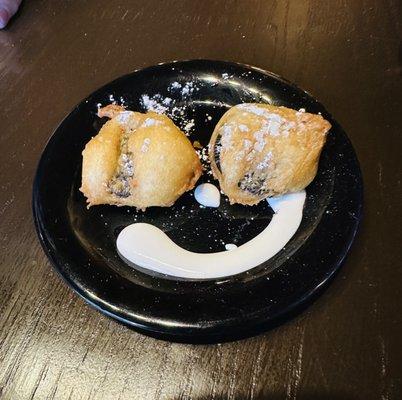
(181, 82, 195, 96)
(268, 114, 284, 136)
(169, 81, 182, 90)
(183, 120, 195, 133)
(140, 94, 169, 114)
(243, 139, 252, 149)
(116, 111, 133, 124)
(253, 129, 267, 151)
(120, 153, 134, 176)
(139, 81, 200, 136)
(220, 124, 233, 149)
(196, 147, 209, 165)
(97, 94, 126, 111)
(256, 151, 273, 170)
(162, 97, 173, 106)
(141, 138, 151, 153)
(195, 146, 210, 173)
(167, 81, 199, 96)
(142, 118, 162, 127)
(238, 104, 296, 138)
(237, 103, 272, 118)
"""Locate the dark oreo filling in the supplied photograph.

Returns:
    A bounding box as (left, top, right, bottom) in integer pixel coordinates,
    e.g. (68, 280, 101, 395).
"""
(107, 132, 135, 198)
(238, 171, 269, 196)
(214, 134, 223, 173)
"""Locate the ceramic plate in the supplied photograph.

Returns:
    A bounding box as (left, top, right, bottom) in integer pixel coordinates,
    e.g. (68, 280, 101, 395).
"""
(33, 60, 363, 343)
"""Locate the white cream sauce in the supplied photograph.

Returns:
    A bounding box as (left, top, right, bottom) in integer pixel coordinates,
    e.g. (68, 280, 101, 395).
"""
(116, 191, 306, 279)
(194, 183, 221, 207)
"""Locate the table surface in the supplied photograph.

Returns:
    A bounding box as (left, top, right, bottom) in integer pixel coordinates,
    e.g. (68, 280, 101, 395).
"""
(0, 1, 401, 399)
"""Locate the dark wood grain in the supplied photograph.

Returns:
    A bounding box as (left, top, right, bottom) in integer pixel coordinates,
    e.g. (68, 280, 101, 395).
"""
(0, 0, 401, 399)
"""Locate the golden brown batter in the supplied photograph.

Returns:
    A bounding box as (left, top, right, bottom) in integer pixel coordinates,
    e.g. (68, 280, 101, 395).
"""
(81, 105, 202, 209)
(209, 103, 331, 205)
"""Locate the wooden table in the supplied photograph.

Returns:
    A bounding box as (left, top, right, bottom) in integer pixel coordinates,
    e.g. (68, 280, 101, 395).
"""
(1, 1, 401, 399)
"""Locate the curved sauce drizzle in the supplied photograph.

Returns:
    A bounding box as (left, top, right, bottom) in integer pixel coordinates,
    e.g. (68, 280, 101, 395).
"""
(116, 190, 306, 279)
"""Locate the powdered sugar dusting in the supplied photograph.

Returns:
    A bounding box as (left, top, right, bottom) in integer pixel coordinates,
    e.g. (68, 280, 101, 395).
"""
(237, 103, 271, 118)
(181, 82, 195, 96)
(169, 81, 182, 90)
(139, 81, 201, 136)
(235, 150, 246, 161)
(195, 146, 211, 174)
(253, 130, 266, 151)
(220, 124, 233, 149)
(140, 94, 169, 114)
(142, 118, 162, 127)
(141, 138, 151, 153)
(183, 120, 195, 134)
(196, 146, 209, 164)
(256, 151, 273, 170)
(243, 139, 252, 149)
(162, 97, 173, 106)
(116, 111, 134, 124)
(237, 104, 296, 138)
(96, 94, 127, 112)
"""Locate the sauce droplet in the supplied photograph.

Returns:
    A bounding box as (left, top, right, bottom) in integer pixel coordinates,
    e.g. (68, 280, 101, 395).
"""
(194, 183, 220, 208)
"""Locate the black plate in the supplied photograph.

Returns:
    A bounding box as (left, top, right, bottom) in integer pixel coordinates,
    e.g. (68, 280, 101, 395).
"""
(33, 60, 363, 343)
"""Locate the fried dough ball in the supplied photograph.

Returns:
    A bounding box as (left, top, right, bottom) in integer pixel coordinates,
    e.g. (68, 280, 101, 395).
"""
(80, 105, 202, 209)
(209, 103, 331, 205)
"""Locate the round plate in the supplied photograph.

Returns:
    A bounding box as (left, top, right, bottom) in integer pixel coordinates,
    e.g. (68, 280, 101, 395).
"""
(33, 60, 363, 343)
